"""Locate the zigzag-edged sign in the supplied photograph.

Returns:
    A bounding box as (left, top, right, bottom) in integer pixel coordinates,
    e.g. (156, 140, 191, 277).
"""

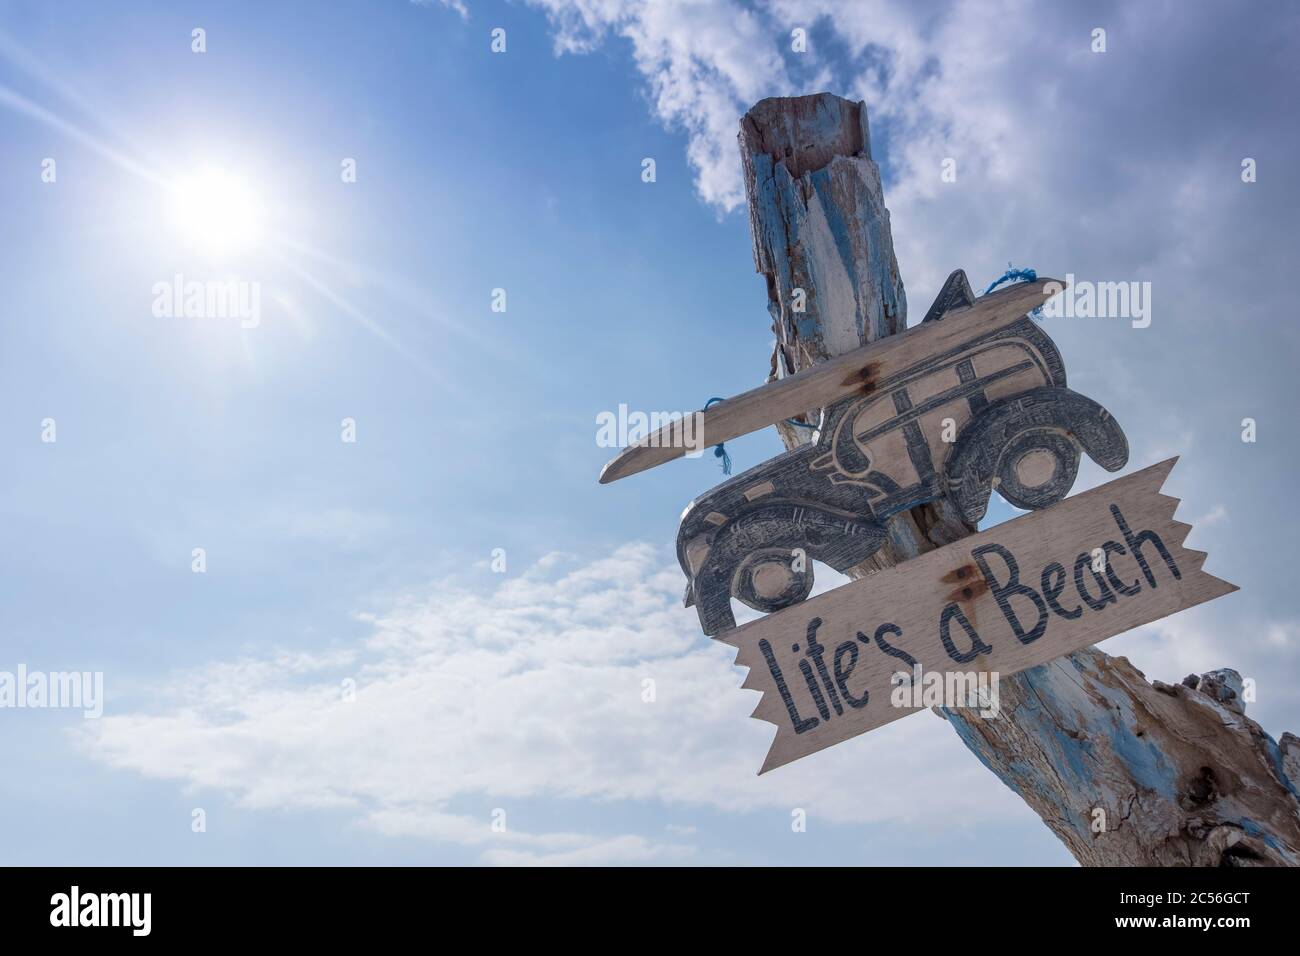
(715, 458, 1237, 773)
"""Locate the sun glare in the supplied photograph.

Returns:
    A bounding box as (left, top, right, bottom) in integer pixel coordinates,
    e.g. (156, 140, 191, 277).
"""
(168, 166, 265, 255)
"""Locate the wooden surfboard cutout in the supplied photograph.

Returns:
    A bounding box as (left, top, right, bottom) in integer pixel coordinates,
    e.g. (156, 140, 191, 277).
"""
(598, 277, 1066, 484)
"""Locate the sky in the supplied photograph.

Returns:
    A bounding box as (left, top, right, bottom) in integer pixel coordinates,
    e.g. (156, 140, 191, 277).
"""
(0, 0, 1296, 866)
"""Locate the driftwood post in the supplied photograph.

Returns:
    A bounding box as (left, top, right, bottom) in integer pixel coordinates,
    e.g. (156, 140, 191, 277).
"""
(739, 92, 1300, 865)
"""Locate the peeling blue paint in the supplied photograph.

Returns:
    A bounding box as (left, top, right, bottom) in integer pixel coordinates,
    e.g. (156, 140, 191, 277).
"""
(946, 657, 1183, 846)
(1262, 732, 1300, 799)
(808, 166, 860, 333)
(944, 708, 1026, 797)
(744, 138, 907, 357)
(1238, 817, 1283, 850)
(1088, 679, 1180, 801)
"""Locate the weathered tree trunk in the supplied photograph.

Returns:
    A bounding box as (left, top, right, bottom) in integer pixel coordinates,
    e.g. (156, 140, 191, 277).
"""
(739, 92, 1300, 866)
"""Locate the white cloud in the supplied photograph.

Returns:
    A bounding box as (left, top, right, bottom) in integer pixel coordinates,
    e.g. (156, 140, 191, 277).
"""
(527, 0, 794, 209)
(79, 543, 1032, 863)
(517, 0, 1272, 314)
(412, 0, 469, 21)
(482, 834, 694, 867)
(1194, 504, 1228, 528)
(518, 0, 1058, 222)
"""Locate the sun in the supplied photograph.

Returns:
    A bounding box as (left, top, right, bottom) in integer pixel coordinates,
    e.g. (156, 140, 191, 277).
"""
(167, 166, 265, 255)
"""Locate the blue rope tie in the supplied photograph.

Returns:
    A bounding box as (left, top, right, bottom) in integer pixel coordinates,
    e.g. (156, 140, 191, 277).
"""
(702, 397, 817, 476)
(984, 265, 1044, 319)
(703, 397, 732, 475)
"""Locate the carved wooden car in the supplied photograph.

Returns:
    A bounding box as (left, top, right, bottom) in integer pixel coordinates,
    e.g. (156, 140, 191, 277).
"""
(675, 270, 1129, 635)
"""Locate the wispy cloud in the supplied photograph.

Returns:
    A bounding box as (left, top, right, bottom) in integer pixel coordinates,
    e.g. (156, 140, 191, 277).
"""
(79, 543, 1031, 863)
(413, 0, 470, 22)
(527, 0, 795, 209)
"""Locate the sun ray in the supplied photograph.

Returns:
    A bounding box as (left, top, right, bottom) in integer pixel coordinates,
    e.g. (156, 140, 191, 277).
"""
(0, 84, 164, 185)
(270, 250, 455, 390)
(272, 235, 530, 370)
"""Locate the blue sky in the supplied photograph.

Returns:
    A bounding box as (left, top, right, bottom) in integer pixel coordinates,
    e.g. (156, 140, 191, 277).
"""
(0, 0, 1296, 865)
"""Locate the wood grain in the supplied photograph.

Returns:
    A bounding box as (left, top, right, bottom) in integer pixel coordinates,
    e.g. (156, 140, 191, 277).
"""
(715, 459, 1238, 773)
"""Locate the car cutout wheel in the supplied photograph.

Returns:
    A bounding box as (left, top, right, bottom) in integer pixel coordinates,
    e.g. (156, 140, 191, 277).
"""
(995, 428, 1080, 511)
(732, 547, 815, 613)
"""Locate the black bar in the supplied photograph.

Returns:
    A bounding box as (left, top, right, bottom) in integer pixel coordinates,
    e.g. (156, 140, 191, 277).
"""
(1, 866, 1294, 943)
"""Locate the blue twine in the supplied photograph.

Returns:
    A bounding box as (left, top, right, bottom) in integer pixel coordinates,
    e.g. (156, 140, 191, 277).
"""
(703, 398, 820, 476)
(984, 265, 1044, 319)
(702, 398, 821, 476)
(703, 397, 732, 475)
(983, 266, 1037, 294)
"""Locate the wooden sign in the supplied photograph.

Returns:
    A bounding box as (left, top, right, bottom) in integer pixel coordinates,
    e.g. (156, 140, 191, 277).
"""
(716, 458, 1237, 773)
(661, 270, 1129, 636)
